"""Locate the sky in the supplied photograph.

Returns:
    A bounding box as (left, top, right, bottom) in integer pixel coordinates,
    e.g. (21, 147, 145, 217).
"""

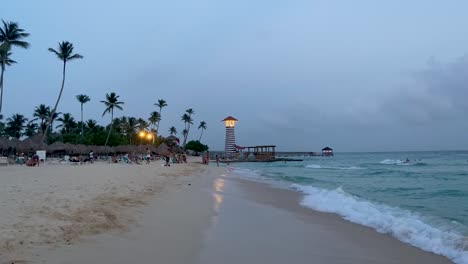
(2, 0, 468, 152)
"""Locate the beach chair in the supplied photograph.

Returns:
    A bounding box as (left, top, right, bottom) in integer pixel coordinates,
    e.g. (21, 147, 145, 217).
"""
(121, 156, 132, 164)
(0, 157, 8, 166)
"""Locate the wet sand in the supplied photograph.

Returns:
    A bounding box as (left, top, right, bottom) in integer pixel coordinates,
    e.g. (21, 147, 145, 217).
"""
(21, 164, 453, 264)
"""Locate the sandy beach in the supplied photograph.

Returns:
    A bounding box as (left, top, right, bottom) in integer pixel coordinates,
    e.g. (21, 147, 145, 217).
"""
(0, 159, 453, 264)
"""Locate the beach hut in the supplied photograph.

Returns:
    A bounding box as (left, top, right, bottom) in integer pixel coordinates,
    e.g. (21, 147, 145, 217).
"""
(322, 147, 334, 156)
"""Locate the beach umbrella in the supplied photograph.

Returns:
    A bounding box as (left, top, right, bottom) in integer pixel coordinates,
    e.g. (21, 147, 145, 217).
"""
(47, 141, 67, 153)
(156, 143, 171, 156)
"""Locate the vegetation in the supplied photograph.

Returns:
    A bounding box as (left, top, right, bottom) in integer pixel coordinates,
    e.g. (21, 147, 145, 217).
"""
(76, 94, 90, 136)
(0, 19, 210, 150)
(184, 140, 209, 154)
(198, 121, 207, 141)
(101, 92, 124, 146)
(0, 20, 30, 113)
(42, 41, 83, 144)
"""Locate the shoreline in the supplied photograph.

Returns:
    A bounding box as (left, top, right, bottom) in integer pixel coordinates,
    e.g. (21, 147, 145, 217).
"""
(0, 161, 455, 263)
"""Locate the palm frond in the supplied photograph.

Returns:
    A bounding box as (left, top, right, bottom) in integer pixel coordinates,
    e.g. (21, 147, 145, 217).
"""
(68, 53, 83, 60)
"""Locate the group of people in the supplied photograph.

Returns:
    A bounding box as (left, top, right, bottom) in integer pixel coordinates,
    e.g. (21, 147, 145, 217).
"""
(163, 153, 187, 167)
(202, 152, 220, 167)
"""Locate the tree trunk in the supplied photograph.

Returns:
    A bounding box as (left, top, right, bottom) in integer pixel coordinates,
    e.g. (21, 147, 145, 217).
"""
(80, 103, 84, 136)
(156, 107, 162, 132)
(183, 124, 191, 147)
(104, 109, 113, 146)
(0, 65, 5, 113)
(199, 129, 204, 141)
(42, 61, 66, 145)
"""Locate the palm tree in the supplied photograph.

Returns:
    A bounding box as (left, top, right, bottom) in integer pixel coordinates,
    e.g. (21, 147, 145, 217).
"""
(0, 20, 30, 113)
(24, 122, 38, 137)
(182, 129, 188, 141)
(154, 99, 167, 131)
(42, 41, 83, 144)
(5, 113, 27, 139)
(198, 121, 207, 141)
(0, 114, 5, 136)
(121, 117, 138, 144)
(169, 126, 177, 135)
(32, 104, 50, 133)
(56, 113, 76, 134)
(181, 112, 193, 147)
(0, 49, 16, 113)
(86, 119, 97, 131)
(101, 92, 124, 146)
(148, 111, 161, 143)
(48, 110, 61, 133)
(76, 94, 90, 135)
(182, 108, 195, 146)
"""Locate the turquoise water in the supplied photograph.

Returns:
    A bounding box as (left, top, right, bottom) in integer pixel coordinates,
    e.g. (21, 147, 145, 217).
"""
(230, 151, 468, 263)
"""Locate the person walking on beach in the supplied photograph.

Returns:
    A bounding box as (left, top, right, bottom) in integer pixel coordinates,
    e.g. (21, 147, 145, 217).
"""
(215, 154, 220, 167)
(145, 148, 151, 164)
(89, 150, 94, 163)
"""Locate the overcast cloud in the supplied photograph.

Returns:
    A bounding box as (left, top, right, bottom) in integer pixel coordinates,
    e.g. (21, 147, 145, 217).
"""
(2, 0, 468, 151)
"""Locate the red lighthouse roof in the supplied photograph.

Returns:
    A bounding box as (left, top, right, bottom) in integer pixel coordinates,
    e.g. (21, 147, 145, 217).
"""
(222, 116, 238, 121)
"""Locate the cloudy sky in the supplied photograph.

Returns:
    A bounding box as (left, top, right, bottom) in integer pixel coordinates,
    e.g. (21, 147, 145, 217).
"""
(2, 0, 468, 152)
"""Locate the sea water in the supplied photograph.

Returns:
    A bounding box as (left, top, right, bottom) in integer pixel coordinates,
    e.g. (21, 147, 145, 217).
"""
(229, 151, 468, 264)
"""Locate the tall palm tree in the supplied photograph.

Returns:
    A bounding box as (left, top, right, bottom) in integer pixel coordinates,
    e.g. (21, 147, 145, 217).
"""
(76, 94, 90, 135)
(154, 99, 167, 131)
(5, 113, 27, 139)
(101, 92, 124, 146)
(42, 41, 83, 144)
(182, 129, 188, 141)
(181, 112, 193, 147)
(0, 20, 30, 113)
(169, 126, 177, 135)
(32, 104, 50, 133)
(198, 121, 207, 141)
(0, 49, 16, 113)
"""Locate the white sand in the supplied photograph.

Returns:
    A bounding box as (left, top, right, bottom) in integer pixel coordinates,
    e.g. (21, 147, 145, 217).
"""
(0, 160, 203, 263)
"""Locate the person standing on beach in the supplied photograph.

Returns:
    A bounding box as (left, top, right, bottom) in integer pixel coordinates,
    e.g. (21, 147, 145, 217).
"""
(89, 150, 94, 163)
(206, 151, 210, 165)
(215, 154, 220, 167)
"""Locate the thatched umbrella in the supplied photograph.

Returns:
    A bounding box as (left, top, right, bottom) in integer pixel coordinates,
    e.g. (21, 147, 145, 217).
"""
(73, 144, 88, 155)
(156, 143, 171, 156)
(47, 141, 67, 153)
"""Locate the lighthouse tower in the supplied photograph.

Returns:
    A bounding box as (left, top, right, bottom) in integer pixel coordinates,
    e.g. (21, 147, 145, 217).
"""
(222, 116, 238, 154)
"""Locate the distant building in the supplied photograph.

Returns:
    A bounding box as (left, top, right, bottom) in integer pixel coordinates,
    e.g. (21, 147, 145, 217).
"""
(222, 116, 238, 154)
(322, 147, 334, 156)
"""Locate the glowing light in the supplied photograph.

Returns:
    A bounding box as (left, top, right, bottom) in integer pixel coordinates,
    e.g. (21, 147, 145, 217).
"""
(139, 131, 146, 138)
(146, 133, 153, 140)
(224, 120, 237, 127)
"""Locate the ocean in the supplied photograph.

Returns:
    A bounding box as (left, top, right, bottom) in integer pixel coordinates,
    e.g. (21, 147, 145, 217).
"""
(229, 151, 468, 264)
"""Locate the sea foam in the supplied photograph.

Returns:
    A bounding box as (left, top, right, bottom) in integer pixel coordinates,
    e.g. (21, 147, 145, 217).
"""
(306, 164, 363, 170)
(380, 159, 403, 165)
(291, 184, 468, 264)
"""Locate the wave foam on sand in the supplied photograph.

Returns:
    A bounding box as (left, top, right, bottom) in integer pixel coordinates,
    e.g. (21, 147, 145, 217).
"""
(291, 184, 468, 264)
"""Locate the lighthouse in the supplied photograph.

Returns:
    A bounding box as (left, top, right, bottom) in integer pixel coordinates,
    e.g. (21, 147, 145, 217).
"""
(222, 116, 238, 154)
